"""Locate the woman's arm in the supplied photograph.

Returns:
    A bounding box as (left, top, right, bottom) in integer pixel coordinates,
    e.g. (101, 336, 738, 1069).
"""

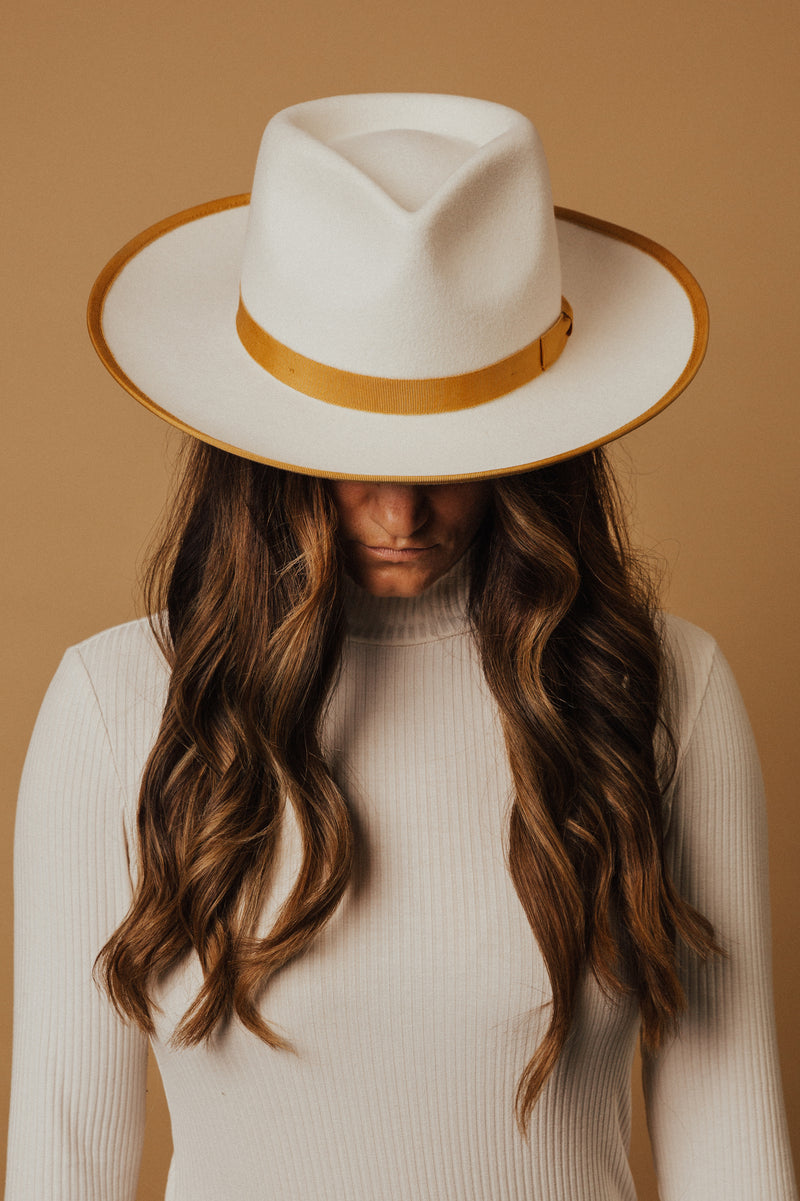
(643, 637, 797, 1199)
(5, 647, 148, 1201)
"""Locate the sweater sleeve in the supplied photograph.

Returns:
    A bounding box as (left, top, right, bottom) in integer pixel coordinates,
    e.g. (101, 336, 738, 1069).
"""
(5, 646, 148, 1201)
(642, 638, 798, 1199)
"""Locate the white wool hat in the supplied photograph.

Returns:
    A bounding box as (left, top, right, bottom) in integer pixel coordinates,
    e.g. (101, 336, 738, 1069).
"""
(88, 93, 708, 482)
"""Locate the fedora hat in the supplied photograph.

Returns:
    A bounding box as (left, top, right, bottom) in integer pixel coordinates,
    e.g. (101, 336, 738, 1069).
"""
(88, 92, 708, 482)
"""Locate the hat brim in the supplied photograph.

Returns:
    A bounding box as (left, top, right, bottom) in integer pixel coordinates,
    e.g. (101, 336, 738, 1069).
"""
(88, 195, 708, 482)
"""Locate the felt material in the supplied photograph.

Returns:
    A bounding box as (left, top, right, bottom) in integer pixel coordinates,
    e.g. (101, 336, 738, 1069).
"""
(90, 94, 707, 480)
(234, 294, 573, 414)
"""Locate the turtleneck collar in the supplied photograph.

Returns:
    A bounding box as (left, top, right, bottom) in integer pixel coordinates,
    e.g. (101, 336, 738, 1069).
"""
(342, 548, 473, 645)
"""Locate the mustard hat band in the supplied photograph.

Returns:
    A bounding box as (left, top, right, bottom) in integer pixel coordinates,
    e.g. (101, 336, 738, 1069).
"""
(236, 295, 573, 416)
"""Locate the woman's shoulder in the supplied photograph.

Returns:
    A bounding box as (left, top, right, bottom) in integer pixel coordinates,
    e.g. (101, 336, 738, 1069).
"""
(657, 609, 719, 684)
(63, 615, 170, 712)
(66, 613, 168, 678)
(45, 616, 171, 799)
(655, 609, 760, 797)
(656, 610, 723, 764)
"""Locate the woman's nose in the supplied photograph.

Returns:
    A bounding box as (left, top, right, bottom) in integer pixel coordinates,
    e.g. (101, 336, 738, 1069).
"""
(372, 485, 430, 536)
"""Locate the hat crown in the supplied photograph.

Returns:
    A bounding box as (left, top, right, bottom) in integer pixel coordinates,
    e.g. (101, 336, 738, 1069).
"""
(240, 93, 563, 376)
(329, 128, 476, 212)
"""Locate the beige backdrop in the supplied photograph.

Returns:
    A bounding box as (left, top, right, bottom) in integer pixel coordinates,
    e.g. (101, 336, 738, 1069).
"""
(3, 0, 798, 1196)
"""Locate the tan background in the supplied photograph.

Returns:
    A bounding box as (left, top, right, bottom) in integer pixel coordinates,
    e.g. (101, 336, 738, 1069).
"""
(2, 0, 798, 1195)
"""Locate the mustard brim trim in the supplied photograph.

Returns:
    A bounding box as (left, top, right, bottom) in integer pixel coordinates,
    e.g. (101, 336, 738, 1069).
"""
(87, 196, 709, 483)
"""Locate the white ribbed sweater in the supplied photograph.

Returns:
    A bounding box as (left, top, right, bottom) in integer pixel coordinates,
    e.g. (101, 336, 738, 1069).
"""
(6, 556, 798, 1200)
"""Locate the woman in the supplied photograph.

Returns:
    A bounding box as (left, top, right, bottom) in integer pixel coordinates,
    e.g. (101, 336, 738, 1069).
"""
(6, 93, 797, 1199)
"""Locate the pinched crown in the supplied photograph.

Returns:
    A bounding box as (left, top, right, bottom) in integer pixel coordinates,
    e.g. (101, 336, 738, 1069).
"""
(239, 93, 563, 378)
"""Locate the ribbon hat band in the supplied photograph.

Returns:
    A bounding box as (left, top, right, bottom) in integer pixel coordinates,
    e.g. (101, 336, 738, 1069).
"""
(236, 296, 573, 416)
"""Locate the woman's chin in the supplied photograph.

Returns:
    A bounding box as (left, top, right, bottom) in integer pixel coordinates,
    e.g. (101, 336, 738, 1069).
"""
(345, 559, 446, 597)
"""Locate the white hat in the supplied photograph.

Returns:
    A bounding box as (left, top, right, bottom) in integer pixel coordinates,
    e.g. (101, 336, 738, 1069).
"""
(87, 93, 708, 482)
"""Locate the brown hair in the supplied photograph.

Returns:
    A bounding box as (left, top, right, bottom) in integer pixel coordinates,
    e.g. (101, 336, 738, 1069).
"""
(95, 437, 719, 1135)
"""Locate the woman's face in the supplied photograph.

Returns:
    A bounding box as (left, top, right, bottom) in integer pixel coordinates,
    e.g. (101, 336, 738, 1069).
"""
(328, 480, 492, 597)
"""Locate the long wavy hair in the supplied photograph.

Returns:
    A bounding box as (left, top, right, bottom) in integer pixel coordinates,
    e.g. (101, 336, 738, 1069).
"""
(95, 437, 720, 1135)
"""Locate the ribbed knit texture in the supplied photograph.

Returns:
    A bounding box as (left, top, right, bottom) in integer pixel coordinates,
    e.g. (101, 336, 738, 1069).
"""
(6, 554, 798, 1200)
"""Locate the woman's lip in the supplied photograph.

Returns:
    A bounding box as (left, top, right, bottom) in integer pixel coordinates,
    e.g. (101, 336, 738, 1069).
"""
(360, 544, 435, 560)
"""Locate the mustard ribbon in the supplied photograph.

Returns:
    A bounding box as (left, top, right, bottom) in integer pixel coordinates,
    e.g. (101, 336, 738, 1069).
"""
(236, 296, 573, 416)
